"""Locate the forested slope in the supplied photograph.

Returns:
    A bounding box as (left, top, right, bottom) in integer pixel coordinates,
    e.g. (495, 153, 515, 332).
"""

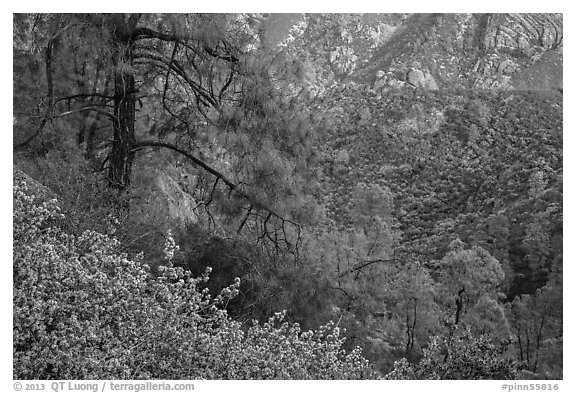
(13, 13, 562, 379)
(316, 88, 562, 296)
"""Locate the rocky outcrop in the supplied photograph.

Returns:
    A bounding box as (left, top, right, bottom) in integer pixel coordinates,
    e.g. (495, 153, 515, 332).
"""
(153, 172, 199, 229)
(349, 13, 562, 91)
(262, 13, 562, 92)
(485, 14, 562, 53)
(372, 66, 438, 92)
(372, 70, 405, 91)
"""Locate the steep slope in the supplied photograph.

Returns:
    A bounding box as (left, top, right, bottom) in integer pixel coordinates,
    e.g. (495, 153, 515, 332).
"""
(263, 13, 562, 92)
(350, 13, 562, 91)
(269, 13, 563, 300)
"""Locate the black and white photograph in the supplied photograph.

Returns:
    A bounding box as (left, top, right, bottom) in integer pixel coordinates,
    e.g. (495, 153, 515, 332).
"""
(11, 9, 565, 387)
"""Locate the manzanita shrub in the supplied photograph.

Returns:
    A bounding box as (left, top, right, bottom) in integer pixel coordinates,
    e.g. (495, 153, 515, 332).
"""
(385, 326, 520, 380)
(13, 169, 376, 380)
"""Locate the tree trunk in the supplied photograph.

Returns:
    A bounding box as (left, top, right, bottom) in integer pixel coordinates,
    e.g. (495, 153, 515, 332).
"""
(107, 14, 139, 190)
(455, 287, 465, 325)
(108, 66, 136, 189)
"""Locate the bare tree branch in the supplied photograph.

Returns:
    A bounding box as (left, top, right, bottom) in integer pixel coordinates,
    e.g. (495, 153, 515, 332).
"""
(134, 51, 218, 107)
(203, 44, 239, 63)
(133, 140, 300, 234)
(55, 93, 115, 105)
(54, 107, 115, 120)
(131, 27, 181, 42)
(338, 258, 401, 279)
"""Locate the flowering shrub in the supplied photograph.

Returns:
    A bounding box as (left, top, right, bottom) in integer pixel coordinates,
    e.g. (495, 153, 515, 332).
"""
(13, 169, 376, 379)
(385, 327, 519, 380)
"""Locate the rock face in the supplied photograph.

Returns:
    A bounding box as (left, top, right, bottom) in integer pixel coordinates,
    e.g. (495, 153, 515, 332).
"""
(154, 172, 198, 229)
(336, 13, 562, 91)
(257, 13, 561, 93)
(485, 14, 563, 52)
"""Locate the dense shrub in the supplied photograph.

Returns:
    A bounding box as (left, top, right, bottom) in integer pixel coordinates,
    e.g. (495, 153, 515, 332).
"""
(13, 169, 377, 379)
(386, 327, 519, 380)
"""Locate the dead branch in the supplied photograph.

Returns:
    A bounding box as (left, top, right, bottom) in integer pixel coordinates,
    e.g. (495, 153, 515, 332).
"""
(133, 140, 301, 236)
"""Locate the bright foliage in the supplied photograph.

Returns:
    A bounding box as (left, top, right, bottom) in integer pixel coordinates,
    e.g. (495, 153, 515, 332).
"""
(13, 169, 375, 380)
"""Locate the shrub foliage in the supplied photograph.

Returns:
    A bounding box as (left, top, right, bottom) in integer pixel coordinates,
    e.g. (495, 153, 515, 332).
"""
(13, 169, 375, 379)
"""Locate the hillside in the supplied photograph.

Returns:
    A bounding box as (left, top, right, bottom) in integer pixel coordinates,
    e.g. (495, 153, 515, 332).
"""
(13, 13, 563, 379)
(315, 88, 562, 298)
(275, 13, 563, 374)
(255, 13, 562, 90)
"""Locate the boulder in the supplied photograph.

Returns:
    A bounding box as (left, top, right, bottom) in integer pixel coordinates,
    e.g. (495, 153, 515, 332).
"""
(407, 68, 439, 90)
